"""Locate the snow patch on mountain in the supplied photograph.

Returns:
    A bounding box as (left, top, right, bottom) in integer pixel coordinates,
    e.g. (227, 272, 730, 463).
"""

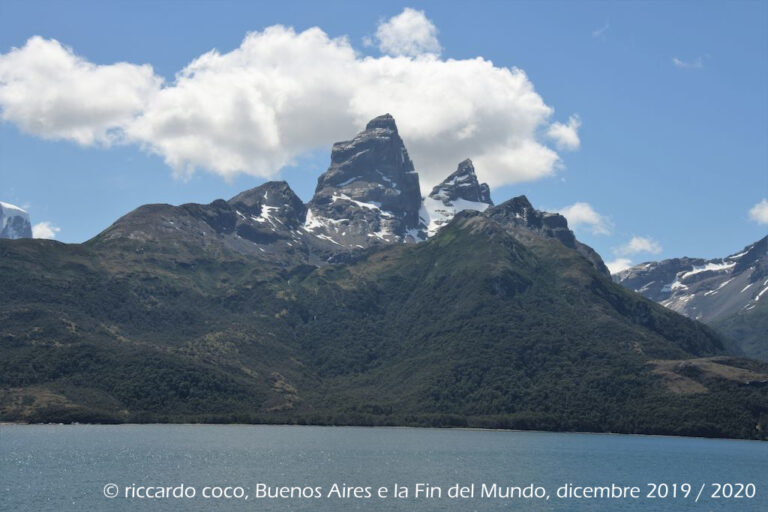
(614, 236, 768, 324)
(422, 196, 491, 237)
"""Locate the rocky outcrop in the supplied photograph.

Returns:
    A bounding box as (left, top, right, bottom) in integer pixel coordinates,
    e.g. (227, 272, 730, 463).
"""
(421, 159, 493, 236)
(305, 114, 425, 246)
(485, 195, 610, 276)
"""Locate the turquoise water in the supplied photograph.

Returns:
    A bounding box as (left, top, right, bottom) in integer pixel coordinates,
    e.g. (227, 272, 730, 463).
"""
(1, 425, 766, 511)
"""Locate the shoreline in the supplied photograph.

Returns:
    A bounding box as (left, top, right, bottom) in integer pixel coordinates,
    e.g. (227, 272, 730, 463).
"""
(1, 421, 765, 443)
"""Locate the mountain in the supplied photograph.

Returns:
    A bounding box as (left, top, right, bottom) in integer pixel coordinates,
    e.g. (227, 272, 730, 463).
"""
(421, 159, 493, 236)
(306, 114, 426, 246)
(94, 180, 342, 266)
(0, 201, 32, 239)
(2, 115, 767, 439)
(614, 236, 768, 360)
(484, 195, 611, 276)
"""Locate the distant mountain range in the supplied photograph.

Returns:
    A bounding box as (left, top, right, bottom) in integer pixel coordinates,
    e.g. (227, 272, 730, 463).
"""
(2, 115, 766, 439)
(614, 236, 767, 360)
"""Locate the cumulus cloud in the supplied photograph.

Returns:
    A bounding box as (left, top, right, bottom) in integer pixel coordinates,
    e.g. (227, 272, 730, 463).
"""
(0, 9, 577, 189)
(672, 56, 705, 70)
(546, 115, 581, 150)
(375, 8, 441, 57)
(556, 202, 611, 235)
(126, 26, 361, 180)
(605, 258, 633, 274)
(0, 36, 161, 145)
(32, 221, 60, 239)
(749, 198, 768, 224)
(615, 235, 662, 256)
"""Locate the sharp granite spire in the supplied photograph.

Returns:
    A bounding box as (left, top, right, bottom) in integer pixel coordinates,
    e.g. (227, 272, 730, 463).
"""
(305, 114, 425, 246)
(420, 158, 493, 237)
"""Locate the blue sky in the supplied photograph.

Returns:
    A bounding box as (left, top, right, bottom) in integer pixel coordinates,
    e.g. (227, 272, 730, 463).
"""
(0, 0, 766, 270)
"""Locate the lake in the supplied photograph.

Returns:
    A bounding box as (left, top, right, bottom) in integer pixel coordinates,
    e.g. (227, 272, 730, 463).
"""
(1, 425, 766, 511)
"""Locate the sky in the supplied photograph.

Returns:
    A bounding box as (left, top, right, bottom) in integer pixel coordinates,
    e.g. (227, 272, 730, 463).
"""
(0, 0, 766, 272)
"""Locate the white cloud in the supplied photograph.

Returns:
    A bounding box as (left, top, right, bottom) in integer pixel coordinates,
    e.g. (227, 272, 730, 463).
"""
(0, 36, 161, 145)
(606, 258, 633, 274)
(749, 198, 768, 224)
(0, 10, 574, 190)
(672, 56, 705, 70)
(546, 115, 581, 150)
(556, 202, 611, 235)
(615, 235, 662, 256)
(375, 8, 441, 57)
(32, 221, 60, 239)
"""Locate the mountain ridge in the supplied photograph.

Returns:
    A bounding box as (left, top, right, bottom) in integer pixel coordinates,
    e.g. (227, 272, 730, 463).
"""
(614, 236, 768, 360)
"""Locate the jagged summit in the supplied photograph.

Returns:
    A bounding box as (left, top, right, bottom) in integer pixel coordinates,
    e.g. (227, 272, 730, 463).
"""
(421, 159, 494, 237)
(485, 195, 609, 276)
(229, 181, 307, 230)
(306, 114, 424, 246)
(429, 159, 492, 204)
(365, 113, 398, 132)
(486, 194, 575, 248)
(0, 201, 32, 239)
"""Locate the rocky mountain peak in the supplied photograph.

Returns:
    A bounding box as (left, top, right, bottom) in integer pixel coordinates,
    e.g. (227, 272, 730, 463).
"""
(306, 114, 424, 246)
(486, 195, 575, 248)
(229, 181, 307, 230)
(485, 195, 609, 276)
(732, 235, 767, 274)
(429, 158, 492, 204)
(421, 159, 494, 237)
(365, 113, 398, 133)
(0, 201, 32, 239)
(486, 195, 539, 226)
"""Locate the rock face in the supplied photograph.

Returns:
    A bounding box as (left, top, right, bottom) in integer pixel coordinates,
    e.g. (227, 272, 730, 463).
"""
(614, 236, 768, 323)
(305, 114, 425, 247)
(228, 181, 307, 230)
(0, 202, 32, 239)
(421, 159, 493, 236)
